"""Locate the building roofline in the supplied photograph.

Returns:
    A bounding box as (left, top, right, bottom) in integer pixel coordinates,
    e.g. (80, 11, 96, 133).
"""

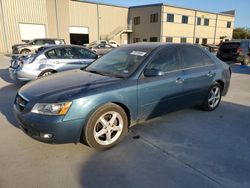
(73, 1, 235, 17)
(129, 3, 235, 17)
(71, 0, 128, 9)
(129, 3, 163, 9)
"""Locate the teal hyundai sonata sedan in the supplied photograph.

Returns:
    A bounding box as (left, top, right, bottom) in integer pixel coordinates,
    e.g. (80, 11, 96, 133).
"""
(14, 43, 231, 149)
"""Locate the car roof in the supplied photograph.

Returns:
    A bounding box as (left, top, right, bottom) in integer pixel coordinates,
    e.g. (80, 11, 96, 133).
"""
(32, 38, 65, 41)
(120, 42, 195, 50)
(35, 44, 91, 56)
(226, 39, 250, 43)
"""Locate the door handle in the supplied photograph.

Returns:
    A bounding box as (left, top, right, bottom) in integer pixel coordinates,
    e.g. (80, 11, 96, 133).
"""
(207, 71, 213, 77)
(176, 77, 184, 84)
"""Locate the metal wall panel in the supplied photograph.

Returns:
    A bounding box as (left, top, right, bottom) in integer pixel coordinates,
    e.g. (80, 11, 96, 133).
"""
(1, 0, 48, 52)
(69, 1, 98, 43)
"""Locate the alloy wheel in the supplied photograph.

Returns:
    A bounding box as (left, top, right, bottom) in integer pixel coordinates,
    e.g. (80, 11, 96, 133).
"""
(93, 111, 123, 145)
(208, 86, 221, 108)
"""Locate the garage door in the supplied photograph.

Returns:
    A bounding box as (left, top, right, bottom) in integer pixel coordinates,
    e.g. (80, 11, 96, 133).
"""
(69, 26, 89, 45)
(19, 23, 46, 41)
(69, 26, 89, 34)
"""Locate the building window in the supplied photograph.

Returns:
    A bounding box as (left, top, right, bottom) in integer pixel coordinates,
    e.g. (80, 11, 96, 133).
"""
(143, 39, 147, 42)
(195, 38, 199, 44)
(204, 18, 209, 26)
(150, 13, 158, 23)
(134, 17, 140, 25)
(180, 37, 187, 43)
(133, 38, 140, 43)
(150, 37, 158, 42)
(202, 38, 208, 44)
(227, 21, 231, 28)
(167, 14, 174, 22)
(182, 16, 188, 24)
(166, 37, 173, 42)
(197, 17, 201, 25)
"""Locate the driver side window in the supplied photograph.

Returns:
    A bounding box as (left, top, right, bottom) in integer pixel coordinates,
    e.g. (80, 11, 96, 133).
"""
(146, 47, 180, 73)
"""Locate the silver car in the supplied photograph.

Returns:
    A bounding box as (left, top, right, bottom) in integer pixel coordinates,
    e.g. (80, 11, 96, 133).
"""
(9, 45, 98, 81)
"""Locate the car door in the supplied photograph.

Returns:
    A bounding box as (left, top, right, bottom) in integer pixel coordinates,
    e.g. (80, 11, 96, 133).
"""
(44, 47, 81, 71)
(72, 47, 97, 68)
(137, 46, 185, 120)
(179, 45, 217, 105)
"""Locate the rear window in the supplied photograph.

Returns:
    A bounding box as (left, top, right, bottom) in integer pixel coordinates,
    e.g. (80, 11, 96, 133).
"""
(220, 42, 240, 49)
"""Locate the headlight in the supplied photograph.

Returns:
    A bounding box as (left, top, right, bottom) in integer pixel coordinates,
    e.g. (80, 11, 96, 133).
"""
(31, 102, 72, 115)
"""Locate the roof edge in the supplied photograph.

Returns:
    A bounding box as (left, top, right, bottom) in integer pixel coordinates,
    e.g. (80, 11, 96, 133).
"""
(71, 0, 128, 8)
(130, 3, 235, 17)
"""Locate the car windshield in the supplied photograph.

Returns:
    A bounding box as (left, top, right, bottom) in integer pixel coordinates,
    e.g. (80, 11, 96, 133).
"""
(85, 47, 152, 78)
(27, 40, 35, 45)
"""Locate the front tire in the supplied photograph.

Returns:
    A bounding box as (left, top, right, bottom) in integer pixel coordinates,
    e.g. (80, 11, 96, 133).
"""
(83, 103, 128, 150)
(38, 69, 55, 77)
(201, 82, 222, 111)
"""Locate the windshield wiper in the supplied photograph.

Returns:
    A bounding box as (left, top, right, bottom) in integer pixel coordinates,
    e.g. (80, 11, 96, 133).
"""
(84, 69, 125, 78)
(85, 69, 105, 76)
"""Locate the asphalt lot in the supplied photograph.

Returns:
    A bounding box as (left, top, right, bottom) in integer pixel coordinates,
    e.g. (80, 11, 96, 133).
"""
(0, 54, 250, 188)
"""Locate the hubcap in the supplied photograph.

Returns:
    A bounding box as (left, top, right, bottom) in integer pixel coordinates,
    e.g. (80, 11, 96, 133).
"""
(208, 86, 221, 108)
(94, 111, 123, 145)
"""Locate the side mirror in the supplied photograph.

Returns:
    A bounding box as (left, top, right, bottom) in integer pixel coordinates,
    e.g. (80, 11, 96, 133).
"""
(144, 68, 164, 77)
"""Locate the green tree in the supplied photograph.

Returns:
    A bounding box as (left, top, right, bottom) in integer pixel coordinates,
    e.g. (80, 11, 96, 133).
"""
(233, 28, 250, 39)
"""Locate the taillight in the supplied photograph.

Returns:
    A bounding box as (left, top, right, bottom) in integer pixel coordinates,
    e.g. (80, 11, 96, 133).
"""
(237, 47, 243, 53)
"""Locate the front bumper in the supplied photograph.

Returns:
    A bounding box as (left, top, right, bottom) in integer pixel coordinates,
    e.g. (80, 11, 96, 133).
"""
(14, 104, 85, 144)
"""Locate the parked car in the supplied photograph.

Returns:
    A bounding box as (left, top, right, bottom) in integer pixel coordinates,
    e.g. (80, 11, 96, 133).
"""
(108, 40, 120, 47)
(217, 39, 250, 65)
(9, 45, 98, 81)
(14, 43, 231, 149)
(88, 43, 114, 56)
(12, 38, 65, 55)
(85, 40, 120, 48)
(84, 40, 108, 48)
(202, 44, 219, 54)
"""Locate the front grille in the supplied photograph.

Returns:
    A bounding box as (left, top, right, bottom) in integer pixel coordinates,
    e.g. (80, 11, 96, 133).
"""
(15, 93, 28, 112)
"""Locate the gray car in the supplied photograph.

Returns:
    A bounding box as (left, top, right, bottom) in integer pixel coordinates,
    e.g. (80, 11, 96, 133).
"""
(89, 43, 114, 56)
(12, 38, 65, 55)
(9, 45, 98, 81)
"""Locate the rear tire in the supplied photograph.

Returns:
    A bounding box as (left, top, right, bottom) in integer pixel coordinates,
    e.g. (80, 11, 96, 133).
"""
(20, 49, 31, 55)
(83, 103, 128, 150)
(241, 56, 250, 66)
(201, 82, 222, 111)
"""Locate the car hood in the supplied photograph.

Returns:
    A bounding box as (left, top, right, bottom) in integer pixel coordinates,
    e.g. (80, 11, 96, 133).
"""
(19, 69, 122, 102)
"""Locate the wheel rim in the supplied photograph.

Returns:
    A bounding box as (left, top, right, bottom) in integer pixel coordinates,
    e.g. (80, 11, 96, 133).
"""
(22, 50, 29, 55)
(42, 72, 52, 76)
(208, 86, 221, 108)
(93, 111, 123, 146)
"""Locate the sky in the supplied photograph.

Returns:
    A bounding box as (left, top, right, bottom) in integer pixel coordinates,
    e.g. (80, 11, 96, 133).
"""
(91, 0, 249, 28)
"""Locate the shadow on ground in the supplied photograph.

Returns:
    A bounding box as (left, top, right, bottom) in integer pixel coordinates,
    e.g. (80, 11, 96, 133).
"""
(0, 67, 25, 128)
(0, 68, 15, 83)
(79, 101, 250, 188)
